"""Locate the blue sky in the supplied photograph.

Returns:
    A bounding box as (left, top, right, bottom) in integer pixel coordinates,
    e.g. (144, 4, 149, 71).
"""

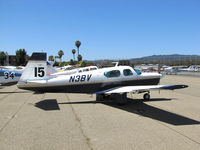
(0, 0, 200, 61)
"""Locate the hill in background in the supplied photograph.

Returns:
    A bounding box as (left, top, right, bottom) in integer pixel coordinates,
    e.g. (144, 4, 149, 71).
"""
(129, 54, 200, 64)
(87, 54, 200, 66)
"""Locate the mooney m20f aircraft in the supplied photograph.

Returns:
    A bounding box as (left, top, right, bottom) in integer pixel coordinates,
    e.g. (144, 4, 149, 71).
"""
(17, 53, 188, 105)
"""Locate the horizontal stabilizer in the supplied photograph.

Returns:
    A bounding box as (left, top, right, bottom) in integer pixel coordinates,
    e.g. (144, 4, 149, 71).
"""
(27, 80, 47, 84)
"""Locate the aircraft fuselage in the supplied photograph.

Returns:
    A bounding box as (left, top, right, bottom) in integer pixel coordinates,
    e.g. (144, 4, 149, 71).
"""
(17, 66, 161, 93)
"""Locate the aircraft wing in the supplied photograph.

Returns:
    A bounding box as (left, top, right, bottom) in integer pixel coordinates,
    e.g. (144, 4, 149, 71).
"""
(94, 85, 188, 94)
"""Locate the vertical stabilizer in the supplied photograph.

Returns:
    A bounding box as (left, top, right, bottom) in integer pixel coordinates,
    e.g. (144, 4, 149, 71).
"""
(18, 53, 56, 84)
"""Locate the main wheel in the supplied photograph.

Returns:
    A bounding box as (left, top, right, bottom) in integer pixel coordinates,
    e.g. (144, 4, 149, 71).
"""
(143, 93, 150, 100)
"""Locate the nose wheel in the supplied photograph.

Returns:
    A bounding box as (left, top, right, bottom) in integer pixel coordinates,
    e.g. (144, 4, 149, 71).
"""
(143, 93, 150, 100)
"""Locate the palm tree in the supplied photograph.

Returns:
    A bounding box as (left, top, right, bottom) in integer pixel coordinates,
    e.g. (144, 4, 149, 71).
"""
(77, 54, 82, 62)
(72, 49, 76, 61)
(48, 55, 54, 61)
(75, 40, 81, 56)
(58, 50, 64, 62)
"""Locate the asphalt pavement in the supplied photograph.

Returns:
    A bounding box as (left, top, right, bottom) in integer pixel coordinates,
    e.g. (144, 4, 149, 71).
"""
(0, 75, 200, 150)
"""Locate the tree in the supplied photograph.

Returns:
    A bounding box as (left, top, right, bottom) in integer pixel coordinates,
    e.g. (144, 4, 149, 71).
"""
(72, 49, 76, 61)
(75, 40, 81, 56)
(53, 61, 59, 66)
(0, 51, 6, 65)
(69, 59, 75, 65)
(58, 50, 64, 62)
(119, 60, 130, 66)
(77, 54, 82, 62)
(59, 61, 69, 67)
(48, 55, 54, 61)
(16, 49, 27, 66)
(80, 61, 86, 67)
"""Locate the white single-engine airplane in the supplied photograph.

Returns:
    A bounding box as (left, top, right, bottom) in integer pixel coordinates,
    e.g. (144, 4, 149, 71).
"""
(17, 53, 188, 104)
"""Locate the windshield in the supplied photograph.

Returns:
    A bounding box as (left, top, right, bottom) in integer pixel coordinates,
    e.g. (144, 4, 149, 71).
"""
(133, 68, 142, 75)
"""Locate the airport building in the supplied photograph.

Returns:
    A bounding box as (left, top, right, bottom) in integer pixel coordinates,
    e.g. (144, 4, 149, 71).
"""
(4, 55, 29, 66)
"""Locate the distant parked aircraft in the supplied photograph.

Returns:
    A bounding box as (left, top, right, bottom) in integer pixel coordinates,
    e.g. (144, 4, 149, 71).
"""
(179, 65, 200, 72)
(164, 67, 179, 75)
(52, 66, 98, 76)
(0, 69, 22, 84)
(0, 66, 24, 71)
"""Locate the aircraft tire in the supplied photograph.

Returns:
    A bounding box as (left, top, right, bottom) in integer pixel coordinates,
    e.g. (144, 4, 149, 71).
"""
(143, 93, 150, 101)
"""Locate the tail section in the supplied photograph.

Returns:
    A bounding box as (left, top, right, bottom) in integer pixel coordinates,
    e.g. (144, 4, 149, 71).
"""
(46, 61, 57, 76)
(17, 52, 57, 86)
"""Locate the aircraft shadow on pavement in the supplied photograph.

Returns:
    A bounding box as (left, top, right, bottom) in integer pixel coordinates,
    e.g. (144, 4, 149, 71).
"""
(104, 98, 200, 126)
(35, 98, 200, 126)
(35, 99, 60, 111)
(0, 91, 32, 94)
(0, 82, 18, 86)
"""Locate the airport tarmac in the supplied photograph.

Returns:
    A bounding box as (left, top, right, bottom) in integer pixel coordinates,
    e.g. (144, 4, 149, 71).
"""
(171, 71, 200, 78)
(0, 75, 200, 150)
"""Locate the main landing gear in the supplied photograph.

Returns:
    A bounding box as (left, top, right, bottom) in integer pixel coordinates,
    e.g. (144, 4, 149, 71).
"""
(113, 93, 127, 105)
(96, 93, 127, 105)
(143, 93, 150, 101)
(96, 92, 151, 105)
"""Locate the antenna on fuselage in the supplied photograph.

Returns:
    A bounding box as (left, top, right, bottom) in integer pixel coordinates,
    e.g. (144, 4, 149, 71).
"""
(112, 62, 119, 67)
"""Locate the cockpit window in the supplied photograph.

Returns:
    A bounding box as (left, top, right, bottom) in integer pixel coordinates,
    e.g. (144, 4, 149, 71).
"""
(123, 69, 133, 76)
(133, 69, 142, 75)
(83, 69, 89, 72)
(90, 67, 97, 71)
(104, 70, 120, 78)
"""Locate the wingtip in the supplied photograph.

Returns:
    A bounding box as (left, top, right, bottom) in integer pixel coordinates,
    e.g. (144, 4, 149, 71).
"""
(181, 85, 188, 88)
(173, 84, 189, 89)
(161, 84, 188, 90)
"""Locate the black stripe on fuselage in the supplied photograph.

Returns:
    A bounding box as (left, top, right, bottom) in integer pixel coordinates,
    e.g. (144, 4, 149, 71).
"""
(19, 78, 160, 93)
